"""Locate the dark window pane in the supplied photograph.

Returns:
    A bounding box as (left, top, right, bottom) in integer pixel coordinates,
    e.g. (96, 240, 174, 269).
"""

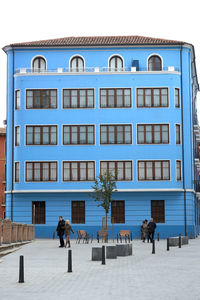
(32, 201, 45, 224)
(148, 56, 162, 71)
(111, 201, 125, 223)
(151, 200, 165, 223)
(72, 201, 85, 224)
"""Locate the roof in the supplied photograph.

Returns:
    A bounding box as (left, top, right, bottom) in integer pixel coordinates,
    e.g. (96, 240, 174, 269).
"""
(0, 128, 6, 135)
(5, 35, 185, 48)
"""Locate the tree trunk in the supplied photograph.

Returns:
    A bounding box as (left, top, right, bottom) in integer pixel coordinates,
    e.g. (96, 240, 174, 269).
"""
(105, 212, 108, 243)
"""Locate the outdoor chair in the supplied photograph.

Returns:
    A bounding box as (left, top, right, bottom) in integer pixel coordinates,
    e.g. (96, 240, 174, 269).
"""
(97, 230, 108, 242)
(76, 230, 93, 244)
(117, 230, 131, 243)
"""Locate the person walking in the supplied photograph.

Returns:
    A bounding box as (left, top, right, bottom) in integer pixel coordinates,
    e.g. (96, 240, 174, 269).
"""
(148, 218, 157, 243)
(142, 219, 149, 243)
(64, 220, 74, 248)
(141, 221, 145, 240)
(56, 216, 65, 248)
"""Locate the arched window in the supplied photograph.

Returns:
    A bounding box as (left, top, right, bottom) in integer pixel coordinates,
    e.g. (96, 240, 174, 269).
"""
(148, 55, 162, 71)
(32, 57, 46, 72)
(70, 56, 84, 72)
(109, 55, 123, 71)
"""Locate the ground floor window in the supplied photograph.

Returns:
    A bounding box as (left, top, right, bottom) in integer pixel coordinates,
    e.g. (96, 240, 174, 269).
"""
(151, 200, 165, 223)
(71, 201, 85, 224)
(111, 200, 125, 223)
(32, 201, 46, 224)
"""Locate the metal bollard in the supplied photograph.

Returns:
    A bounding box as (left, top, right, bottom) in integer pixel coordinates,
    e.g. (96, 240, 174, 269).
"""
(131, 232, 133, 241)
(179, 234, 181, 248)
(167, 238, 170, 251)
(19, 255, 24, 283)
(68, 250, 72, 272)
(97, 233, 99, 243)
(152, 239, 155, 254)
(102, 245, 106, 265)
(157, 233, 159, 242)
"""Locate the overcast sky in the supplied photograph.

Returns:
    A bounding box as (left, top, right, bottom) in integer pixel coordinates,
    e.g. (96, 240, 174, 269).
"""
(0, 0, 200, 126)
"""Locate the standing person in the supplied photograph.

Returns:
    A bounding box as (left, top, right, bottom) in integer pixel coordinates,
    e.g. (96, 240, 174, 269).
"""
(141, 221, 145, 240)
(142, 219, 149, 243)
(64, 220, 74, 248)
(148, 218, 157, 243)
(56, 216, 65, 248)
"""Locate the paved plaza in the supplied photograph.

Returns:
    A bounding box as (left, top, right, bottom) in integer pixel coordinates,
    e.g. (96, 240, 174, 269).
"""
(0, 237, 200, 300)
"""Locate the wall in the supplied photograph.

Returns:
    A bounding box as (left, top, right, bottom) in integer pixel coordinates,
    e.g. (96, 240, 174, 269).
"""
(10, 191, 196, 238)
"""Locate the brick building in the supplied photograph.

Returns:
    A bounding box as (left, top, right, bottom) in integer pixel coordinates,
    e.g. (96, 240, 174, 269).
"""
(0, 127, 6, 218)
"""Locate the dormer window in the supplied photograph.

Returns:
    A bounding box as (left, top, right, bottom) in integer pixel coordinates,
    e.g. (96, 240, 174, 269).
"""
(109, 55, 123, 71)
(148, 55, 162, 71)
(70, 56, 84, 72)
(32, 56, 46, 72)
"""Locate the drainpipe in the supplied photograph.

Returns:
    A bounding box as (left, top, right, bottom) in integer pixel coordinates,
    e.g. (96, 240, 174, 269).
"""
(180, 46, 187, 236)
(11, 49, 14, 221)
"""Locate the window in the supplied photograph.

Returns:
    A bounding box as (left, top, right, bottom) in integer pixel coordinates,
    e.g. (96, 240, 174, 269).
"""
(32, 57, 46, 72)
(26, 126, 57, 145)
(176, 160, 182, 181)
(25, 162, 57, 182)
(100, 161, 132, 181)
(63, 125, 94, 145)
(15, 126, 20, 146)
(15, 162, 20, 183)
(63, 161, 95, 181)
(100, 125, 132, 144)
(15, 90, 20, 110)
(26, 90, 57, 109)
(138, 160, 170, 181)
(63, 89, 94, 108)
(72, 201, 85, 224)
(137, 124, 169, 144)
(100, 88, 131, 108)
(175, 88, 180, 108)
(148, 55, 162, 71)
(175, 124, 181, 144)
(32, 201, 45, 224)
(151, 200, 165, 223)
(109, 55, 123, 71)
(70, 56, 84, 72)
(137, 88, 168, 108)
(111, 200, 125, 223)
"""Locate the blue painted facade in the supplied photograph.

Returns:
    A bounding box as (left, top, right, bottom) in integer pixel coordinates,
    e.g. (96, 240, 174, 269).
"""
(3, 37, 200, 238)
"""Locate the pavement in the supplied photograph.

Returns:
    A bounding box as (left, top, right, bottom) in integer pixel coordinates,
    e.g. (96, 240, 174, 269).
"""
(0, 237, 200, 300)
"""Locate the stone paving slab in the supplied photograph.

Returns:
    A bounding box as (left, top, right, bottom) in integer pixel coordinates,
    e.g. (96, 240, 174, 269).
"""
(0, 238, 200, 300)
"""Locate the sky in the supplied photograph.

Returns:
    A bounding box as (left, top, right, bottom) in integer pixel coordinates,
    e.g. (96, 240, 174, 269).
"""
(0, 0, 200, 126)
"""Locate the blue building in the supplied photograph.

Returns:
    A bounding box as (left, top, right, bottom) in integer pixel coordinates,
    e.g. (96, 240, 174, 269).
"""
(3, 35, 200, 238)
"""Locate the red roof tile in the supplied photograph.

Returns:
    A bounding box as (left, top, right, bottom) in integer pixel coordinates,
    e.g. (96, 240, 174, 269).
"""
(7, 35, 185, 48)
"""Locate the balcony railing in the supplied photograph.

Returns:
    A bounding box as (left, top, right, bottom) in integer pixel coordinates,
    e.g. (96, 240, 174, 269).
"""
(15, 66, 180, 75)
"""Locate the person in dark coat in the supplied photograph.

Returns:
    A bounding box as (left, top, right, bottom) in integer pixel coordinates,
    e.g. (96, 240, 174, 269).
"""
(56, 216, 65, 248)
(64, 220, 74, 248)
(148, 218, 157, 243)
